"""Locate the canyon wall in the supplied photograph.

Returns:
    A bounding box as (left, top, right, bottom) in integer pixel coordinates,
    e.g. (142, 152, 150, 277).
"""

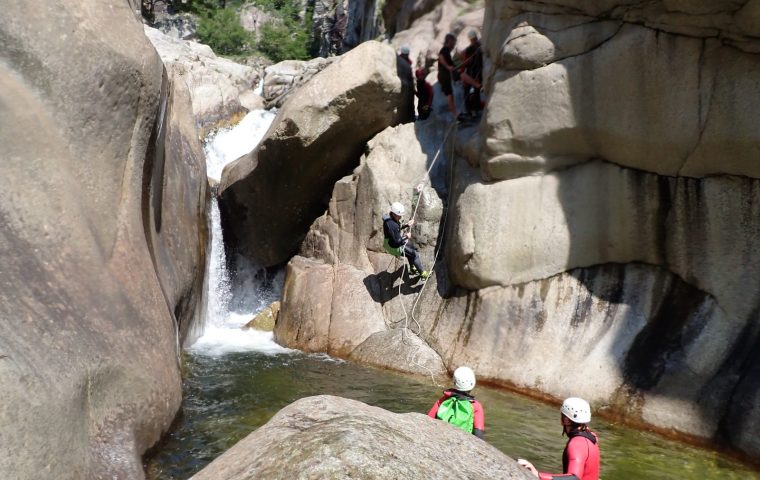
(0, 1, 207, 477)
(273, 0, 760, 458)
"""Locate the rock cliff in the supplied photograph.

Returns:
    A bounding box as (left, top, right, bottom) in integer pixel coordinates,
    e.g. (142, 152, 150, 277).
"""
(273, 0, 760, 459)
(0, 1, 207, 478)
(190, 395, 532, 480)
(145, 26, 262, 132)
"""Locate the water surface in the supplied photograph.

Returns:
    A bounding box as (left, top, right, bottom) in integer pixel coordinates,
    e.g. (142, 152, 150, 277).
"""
(144, 349, 760, 480)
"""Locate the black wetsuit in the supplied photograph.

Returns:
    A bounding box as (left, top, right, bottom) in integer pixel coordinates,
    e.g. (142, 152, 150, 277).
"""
(463, 41, 483, 113)
(438, 45, 454, 96)
(383, 215, 425, 273)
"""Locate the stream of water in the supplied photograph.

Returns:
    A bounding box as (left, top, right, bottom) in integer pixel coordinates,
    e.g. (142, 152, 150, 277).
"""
(144, 108, 760, 480)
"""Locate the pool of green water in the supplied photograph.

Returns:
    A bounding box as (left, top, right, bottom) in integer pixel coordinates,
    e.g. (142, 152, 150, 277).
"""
(144, 350, 760, 479)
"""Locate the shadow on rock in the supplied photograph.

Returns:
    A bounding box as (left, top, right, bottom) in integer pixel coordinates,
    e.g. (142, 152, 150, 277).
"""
(364, 266, 423, 304)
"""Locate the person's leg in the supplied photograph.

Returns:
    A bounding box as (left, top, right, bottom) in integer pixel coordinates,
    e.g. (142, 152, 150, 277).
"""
(446, 93, 457, 119)
(404, 245, 425, 274)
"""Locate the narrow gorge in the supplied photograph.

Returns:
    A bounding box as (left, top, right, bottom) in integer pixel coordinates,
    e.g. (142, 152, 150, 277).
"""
(2, 0, 760, 479)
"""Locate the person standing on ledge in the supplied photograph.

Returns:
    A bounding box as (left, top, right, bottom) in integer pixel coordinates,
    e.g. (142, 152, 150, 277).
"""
(438, 33, 459, 120)
(428, 366, 485, 439)
(382, 202, 429, 279)
(415, 68, 434, 120)
(518, 397, 601, 480)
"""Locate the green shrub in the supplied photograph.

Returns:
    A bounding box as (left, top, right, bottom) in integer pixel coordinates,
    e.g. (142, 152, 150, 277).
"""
(257, 21, 310, 62)
(196, 8, 251, 55)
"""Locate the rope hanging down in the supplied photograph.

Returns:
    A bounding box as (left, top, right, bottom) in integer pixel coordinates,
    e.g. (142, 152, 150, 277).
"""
(393, 123, 458, 386)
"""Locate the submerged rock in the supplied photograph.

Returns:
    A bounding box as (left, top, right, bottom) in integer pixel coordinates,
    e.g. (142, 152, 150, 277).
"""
(190, 395, 532, 480)
(218, 40, 412, 268)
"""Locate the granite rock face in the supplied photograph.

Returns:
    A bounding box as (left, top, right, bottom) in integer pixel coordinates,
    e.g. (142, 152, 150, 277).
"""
(190, 396, 533, 480)
(218, 41, 411, 268)
(0, 2, 207, 477)
(145, 26, 261, 131)
(273, 120, 450, 380)
(273, 0, 760, 459)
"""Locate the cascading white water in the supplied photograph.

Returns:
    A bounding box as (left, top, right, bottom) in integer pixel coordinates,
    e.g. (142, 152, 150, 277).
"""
(189, 106, 291, 356)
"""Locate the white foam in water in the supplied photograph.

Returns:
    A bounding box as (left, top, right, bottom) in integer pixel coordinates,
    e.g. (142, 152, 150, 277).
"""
(204, 108, 277, 182)
(190, 313, 293, 357)
(189, 108, 291, 357)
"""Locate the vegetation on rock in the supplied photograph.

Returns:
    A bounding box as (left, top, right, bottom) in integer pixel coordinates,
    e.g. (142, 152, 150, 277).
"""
(169, 0, 315, 61)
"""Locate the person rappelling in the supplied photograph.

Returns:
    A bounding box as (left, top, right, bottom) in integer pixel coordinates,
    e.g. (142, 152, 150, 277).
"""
(383, 202, 430, 280)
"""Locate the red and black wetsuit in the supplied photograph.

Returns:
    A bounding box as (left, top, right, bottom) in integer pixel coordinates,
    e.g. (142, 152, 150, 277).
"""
(427, 389, 485, 439)
(539, 429, 600, 480)
(416, 78, 434, 119)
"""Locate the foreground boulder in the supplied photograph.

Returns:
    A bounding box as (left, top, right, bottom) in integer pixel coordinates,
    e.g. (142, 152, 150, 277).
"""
(191, 395, 532, 480)
(0, 1, 207, 477)
(219, 40, 412, 268)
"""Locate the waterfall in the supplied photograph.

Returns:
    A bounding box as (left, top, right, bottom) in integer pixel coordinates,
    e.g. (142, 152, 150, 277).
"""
(188, 106, 291, 356)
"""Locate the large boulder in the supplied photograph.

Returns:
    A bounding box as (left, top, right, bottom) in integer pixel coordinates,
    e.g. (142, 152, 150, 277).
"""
(274, 119, 450, 378)
(261, 57, 336, 108)
(218, 40, 412, 268)
(190, 395, 532, 480)
(0, 1, 206, 478)
(144, 26, 262, 132)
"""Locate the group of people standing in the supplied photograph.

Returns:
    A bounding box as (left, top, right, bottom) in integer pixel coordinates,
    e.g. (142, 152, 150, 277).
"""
(429, 367, 601, 480)
(398, 29, 484, 123)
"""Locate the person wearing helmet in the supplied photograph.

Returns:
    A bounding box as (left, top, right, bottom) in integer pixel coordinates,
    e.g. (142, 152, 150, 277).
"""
(415, 68, 434, 120)
(427, 366, 485, 438)
(518, 397, 601, 480)
(382, 202, 429, 279)
(399, 44, 412, 65)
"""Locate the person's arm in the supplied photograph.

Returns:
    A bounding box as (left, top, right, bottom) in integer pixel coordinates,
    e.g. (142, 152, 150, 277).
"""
(386, 220, 407, 247)
(537, 437, 588, 480)
(472, 401, 485, 439)
(427, 397, 443, 418)
(438, 53, 454, 71)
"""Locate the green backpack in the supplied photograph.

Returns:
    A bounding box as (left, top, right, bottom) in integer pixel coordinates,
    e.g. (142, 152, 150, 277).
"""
(436, 396, 475, 433)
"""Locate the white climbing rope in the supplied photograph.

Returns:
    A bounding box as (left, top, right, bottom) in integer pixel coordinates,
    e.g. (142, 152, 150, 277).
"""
(391, 122, 458, 387)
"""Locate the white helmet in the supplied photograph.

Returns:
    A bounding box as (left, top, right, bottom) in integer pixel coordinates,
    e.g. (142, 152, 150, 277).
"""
(390, 202, 405, 217)
(560, 397, 591, 424)
(400, 45, 410, 55)
(453, 366, 476, 391)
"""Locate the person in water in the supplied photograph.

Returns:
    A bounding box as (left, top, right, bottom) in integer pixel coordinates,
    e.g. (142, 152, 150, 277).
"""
(383, 202, 429, 279)
(428, 366, 485, 439)
(518, 397, 600, 480)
